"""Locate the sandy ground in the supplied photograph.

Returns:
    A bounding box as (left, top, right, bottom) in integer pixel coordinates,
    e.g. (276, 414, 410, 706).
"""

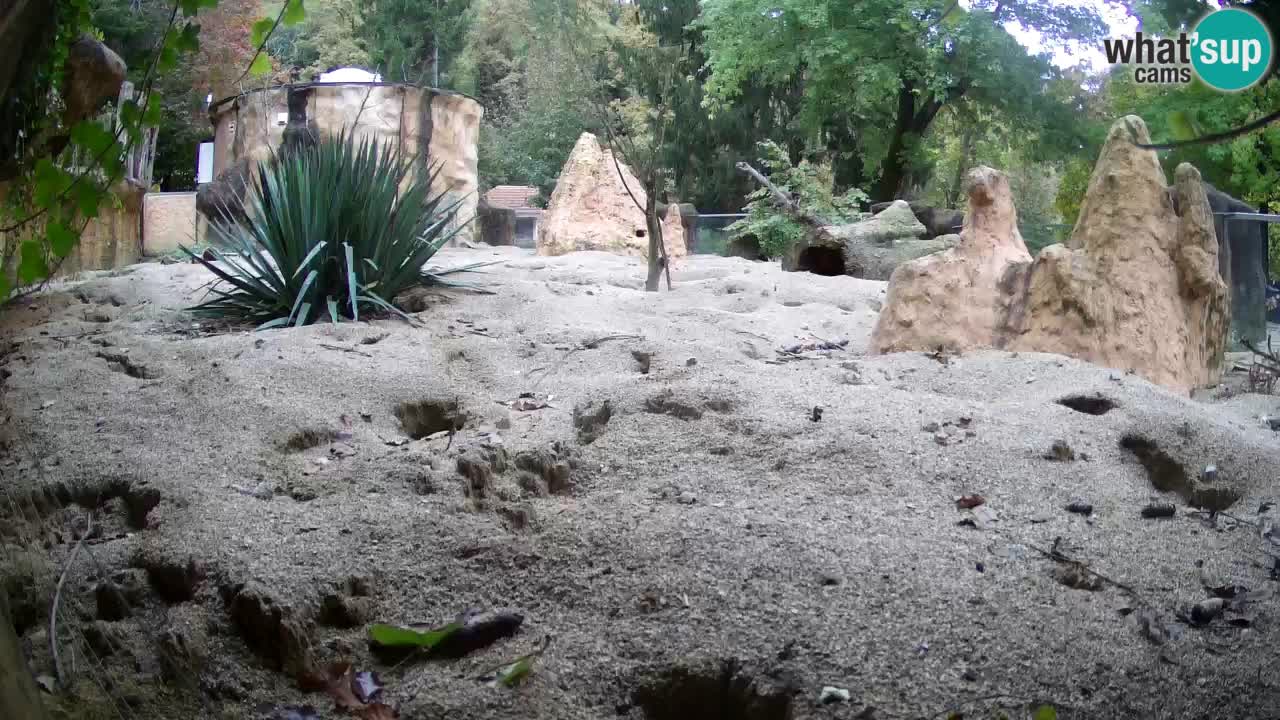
(1, 247, 1279, 720)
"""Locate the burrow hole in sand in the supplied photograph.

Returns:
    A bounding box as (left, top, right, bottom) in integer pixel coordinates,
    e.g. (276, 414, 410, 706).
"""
(631, 662, 793, 720)
(282, 428, 339, 452)
(1056, 394, 1117, 415)
(394, 398, 468, 439)
(794, 246, 845, 277)
(1119, 434, 1240, 511)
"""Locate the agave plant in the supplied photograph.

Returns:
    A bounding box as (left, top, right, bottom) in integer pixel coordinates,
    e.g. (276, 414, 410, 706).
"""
(185, 132, 485, 328)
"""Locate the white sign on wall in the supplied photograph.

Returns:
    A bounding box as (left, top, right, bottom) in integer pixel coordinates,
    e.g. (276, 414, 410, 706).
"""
(197, 142, 214, 185)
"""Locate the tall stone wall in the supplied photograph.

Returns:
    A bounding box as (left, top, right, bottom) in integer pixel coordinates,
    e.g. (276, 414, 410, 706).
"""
(206, 83, 483, 244)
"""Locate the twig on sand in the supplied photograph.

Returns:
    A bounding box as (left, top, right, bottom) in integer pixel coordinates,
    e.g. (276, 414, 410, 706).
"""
(51, 512, 93, 689)
(529, 334, 643, 389)
(318, 343, 374, 358)
(1023, 536, 1140, 597)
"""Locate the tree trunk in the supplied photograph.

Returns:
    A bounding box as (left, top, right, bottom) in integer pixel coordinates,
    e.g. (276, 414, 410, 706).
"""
(825, 122, 866, 193)
(644, 183, 663, 292)
(0, 589, 50, 720)
(872, 81, 949, 203)
(946, 125, 977, 208)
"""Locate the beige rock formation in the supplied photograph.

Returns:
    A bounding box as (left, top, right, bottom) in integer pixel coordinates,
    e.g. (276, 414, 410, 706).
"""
(870, 168, 1032, 353)
(537, 133, 688, 258)
(871, 116, 1229, 394)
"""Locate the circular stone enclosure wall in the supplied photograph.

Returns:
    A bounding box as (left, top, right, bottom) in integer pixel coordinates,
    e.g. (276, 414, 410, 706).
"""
(208, 82, 483, 244)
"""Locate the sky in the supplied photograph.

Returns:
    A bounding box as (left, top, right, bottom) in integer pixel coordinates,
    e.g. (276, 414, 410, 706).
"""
(965, 0, 1142, 72)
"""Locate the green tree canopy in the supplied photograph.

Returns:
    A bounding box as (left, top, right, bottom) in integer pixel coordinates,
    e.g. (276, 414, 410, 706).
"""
(698, 0, 1109, 201)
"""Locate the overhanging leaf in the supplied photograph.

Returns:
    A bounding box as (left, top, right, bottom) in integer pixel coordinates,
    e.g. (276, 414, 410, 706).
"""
(251, 17, 276, 47)
(71, 182, 102, 218)
(249, 52, 273, 76)
(283, 0, 307, 26)
(18, 241, 49, 285)
(69, 121, 117, 156)
(46, 222, 79, 259)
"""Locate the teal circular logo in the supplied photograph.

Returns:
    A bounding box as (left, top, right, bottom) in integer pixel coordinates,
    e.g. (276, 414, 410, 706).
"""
(1192, 8, 1273, 92)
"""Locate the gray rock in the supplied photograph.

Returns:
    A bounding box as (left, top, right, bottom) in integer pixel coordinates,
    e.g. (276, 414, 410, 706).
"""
(783, 201, 954, 280)
(819, 686, 851, 704)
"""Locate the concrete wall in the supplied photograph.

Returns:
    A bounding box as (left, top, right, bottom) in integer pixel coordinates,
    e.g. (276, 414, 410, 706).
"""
(209, 83, 483, 244)
(142, 192, 205, 255)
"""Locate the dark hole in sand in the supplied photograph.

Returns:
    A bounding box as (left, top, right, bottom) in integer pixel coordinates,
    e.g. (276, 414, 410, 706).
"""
(395, 399, 467, 439)
(1057, 395, 1117, 416)
(795, 247, 844, 277)
(632, 661, 794, 720)
(1120, 434, 1240, 511)
(282, 428, 339, 452)
(636, 229, 646, 238)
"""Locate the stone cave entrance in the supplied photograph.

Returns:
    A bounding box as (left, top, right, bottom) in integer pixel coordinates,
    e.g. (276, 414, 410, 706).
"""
(795, 246, 845, 276)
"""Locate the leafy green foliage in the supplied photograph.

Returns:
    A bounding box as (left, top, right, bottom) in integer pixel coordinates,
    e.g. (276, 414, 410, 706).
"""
(1054, 61, 1280, 267)
(266, 0, 369, 80)
(698, 0, 1109, 200)
(367, 622, 463, 649)
(2, 0, 305, 306)
(357, 0, 471, 84)
(464, 0, 604, 199)
(184, 132, 475, 327)
(728, 140, 868, 258)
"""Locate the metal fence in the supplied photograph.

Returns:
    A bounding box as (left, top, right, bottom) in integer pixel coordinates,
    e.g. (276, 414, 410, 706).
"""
(688, 213, 746, 255)
(1214, 211, 1276, 349)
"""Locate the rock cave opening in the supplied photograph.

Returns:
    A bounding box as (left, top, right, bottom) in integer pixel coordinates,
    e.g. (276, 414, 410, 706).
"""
(795, 246, 845, 276)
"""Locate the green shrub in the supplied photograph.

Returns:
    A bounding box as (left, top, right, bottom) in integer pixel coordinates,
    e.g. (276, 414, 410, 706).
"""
(185, 132, 481, 328)
(728, 141, 868, 259)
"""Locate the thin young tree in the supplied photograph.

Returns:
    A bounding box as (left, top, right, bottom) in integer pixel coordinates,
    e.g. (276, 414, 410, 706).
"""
(532, 0, 679, 291)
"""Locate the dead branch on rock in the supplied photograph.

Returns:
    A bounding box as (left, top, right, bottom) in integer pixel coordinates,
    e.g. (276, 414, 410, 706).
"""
(50, 512, 93, 689)
(734, 161, 831, 231)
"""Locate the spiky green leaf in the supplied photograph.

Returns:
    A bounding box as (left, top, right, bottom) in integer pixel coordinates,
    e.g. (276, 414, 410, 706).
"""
(184, 132, 477, 326)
